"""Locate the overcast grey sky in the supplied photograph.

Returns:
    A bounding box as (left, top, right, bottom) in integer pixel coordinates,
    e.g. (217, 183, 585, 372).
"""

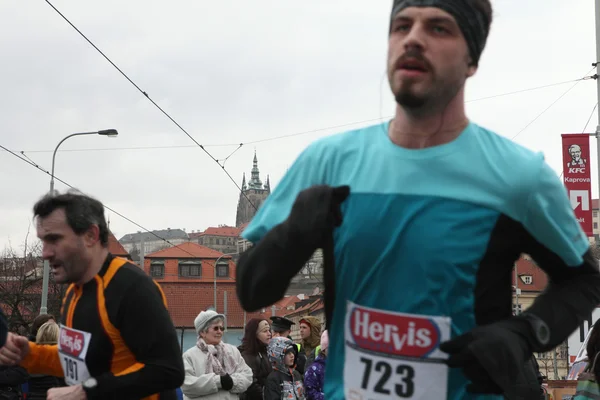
(1, 0, 598, 250)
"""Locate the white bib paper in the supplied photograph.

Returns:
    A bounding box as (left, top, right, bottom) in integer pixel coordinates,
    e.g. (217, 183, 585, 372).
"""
(58, 325, 92, 385)
(344, 301, 451, 399)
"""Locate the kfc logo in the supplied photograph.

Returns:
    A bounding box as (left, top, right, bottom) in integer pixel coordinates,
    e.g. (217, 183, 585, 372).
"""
(349, 307, 440, 358)
(567, 144, 587, 173)
(60, 328, 85, 358)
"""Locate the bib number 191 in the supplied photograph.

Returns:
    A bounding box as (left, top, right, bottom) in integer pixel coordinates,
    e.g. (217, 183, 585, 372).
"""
(360, 357, 415, 398)
(63, 357, 79, 382)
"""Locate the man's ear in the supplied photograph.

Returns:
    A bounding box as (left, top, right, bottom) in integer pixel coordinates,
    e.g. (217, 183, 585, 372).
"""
(466, 63, 477, 78)
(83, 225, 100, 247)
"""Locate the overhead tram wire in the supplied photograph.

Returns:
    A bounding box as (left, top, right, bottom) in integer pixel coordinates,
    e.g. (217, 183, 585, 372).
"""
(0, 144, 202, 260)
(44, 0, 258, 211)
(19, 76, 597, 156)
(42, 0, 600, 210)
(511, 68, 598, 140)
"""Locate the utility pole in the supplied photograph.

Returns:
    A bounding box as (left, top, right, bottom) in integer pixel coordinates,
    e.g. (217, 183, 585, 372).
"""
(595, 0, 600, 206)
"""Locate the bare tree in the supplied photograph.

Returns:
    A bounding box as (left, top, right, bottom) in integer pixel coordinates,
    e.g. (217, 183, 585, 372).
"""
(0, 231, 65, 335)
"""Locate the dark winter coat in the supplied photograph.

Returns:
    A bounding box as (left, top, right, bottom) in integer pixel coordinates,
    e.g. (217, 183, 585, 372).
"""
(0, 366, 29, 400)
(27, 374, 65, 400)
(303, 354, 325, 400)
(239, 348, 272, 400)
(264, 337, 305, 400)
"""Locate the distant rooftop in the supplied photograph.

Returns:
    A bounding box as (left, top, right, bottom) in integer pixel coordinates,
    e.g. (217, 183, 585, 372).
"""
(119, 228, 189, 244)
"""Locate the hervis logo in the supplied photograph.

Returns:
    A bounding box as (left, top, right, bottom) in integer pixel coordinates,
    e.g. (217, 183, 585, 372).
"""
(349, 306, 441, 358)
(60, 328, 85, 358)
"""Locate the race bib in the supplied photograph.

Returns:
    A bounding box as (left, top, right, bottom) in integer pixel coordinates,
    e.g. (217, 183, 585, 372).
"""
(58, 325, 92, 385)
(344, 302, 451, 400)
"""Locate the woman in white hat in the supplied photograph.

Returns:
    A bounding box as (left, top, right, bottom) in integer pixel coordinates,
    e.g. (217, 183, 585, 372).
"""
(181, 310, 252, 399)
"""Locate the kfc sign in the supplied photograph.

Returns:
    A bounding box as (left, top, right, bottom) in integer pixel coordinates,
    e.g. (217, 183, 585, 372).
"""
(562, 133, 593, 236)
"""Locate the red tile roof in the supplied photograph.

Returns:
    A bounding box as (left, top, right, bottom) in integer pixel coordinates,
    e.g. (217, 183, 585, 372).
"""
(108, 232, 130, 259)
(145, 242, 231, 259)
(513, 255, 547, 292)
(189, 227, 241, 239)
(158, 281, 275, 328)
(284, 297, 323, 318)
(203, 227, 241, 237)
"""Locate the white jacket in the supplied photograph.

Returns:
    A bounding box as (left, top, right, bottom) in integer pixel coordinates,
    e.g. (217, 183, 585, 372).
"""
(182, 344, 253, 400)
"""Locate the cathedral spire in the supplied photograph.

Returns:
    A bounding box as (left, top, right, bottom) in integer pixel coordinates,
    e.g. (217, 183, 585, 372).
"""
(241, 172, 247, 191)
(248, 150, 263, 189)
(264, 175, 270, 192)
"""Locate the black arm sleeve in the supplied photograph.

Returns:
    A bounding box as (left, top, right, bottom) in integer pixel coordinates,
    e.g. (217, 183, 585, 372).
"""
(0, 310, 7, 348)
(237, 222, 315, 311)
(90, 280, 185, 399)
(523, 231, 600, 352)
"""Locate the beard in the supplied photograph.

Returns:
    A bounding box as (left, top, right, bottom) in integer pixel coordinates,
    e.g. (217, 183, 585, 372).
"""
(393, 71, 464, 114)
(59, 239, 89, 284)
(395, 86, 429, 109)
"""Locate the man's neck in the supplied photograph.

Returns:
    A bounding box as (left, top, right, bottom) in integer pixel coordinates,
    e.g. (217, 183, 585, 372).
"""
(389, 91, 469, 149)
(77, 248, 109, 286)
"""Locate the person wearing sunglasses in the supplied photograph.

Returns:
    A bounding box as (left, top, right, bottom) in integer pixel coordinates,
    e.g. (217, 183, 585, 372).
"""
(181, 310, 252, 399)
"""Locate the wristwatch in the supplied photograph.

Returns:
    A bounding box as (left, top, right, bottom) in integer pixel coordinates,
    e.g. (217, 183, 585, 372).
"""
(520, 313, 550, 348)
(82, 377, 98, 398)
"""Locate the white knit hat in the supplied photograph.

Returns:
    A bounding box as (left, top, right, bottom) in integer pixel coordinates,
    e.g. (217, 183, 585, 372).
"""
(194, 310, 225, 333)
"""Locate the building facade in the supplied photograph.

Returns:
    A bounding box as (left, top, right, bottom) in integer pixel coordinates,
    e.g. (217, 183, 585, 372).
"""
(189, 226, 240, 255)
(119, 228, 189, 257)
(235, 152, 270, 228)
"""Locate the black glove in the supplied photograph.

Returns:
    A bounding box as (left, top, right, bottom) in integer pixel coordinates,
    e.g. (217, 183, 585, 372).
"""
(286, 185, 350, 249)
(439, 316, 548, 399)
(220, 374, 234, 391)
(0, 310, 7, 348)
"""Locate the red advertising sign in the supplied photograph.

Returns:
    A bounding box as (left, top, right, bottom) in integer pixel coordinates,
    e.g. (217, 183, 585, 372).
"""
(561, 133, 593, 236)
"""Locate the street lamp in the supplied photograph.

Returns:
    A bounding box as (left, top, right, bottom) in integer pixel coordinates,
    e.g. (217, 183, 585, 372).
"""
(40, 129, 119, 315)
(213, 252, 237, 313)
(49, 130, 118, 194)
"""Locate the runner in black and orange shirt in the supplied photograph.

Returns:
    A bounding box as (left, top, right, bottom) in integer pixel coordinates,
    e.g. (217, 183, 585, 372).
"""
(0, 192, 184, 400)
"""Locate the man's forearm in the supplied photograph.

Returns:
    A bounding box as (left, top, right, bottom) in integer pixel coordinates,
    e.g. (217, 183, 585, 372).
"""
(522, 251, 600, 352)
(237, 222, 317, 311)
(20, 343, 63, 377)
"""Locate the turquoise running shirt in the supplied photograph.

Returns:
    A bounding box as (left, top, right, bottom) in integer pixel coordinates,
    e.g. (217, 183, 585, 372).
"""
(241, 121, 588, 400)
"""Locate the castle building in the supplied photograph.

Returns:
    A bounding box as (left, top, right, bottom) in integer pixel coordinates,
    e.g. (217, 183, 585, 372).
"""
(235, 152, 270, 228)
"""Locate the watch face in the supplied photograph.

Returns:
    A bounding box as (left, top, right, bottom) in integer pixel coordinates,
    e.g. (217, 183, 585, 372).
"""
(84, 378, 98, 388)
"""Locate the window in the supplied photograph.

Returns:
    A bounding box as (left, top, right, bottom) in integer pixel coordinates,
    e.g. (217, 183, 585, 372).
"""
(150, 260, 164, 278)
(594, 211, 598, 218)
(179, 260, 202, 277)
(520, 275, 533, 285)
(216, 260, 229, 278)
(595, 222, 598, 229)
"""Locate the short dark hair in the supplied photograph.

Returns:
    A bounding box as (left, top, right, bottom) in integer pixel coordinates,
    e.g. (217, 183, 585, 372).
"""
(30, 314, 55, 337)
(33, 191, 109, 247)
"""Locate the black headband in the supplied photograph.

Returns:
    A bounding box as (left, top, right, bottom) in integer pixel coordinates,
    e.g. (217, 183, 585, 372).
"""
(390, 0, 490, 66)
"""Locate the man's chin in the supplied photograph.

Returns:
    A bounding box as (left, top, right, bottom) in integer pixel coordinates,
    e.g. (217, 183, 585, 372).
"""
(395, 91, 428, 109)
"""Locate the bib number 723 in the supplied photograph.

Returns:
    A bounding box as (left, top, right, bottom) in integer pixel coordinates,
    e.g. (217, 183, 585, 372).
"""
(360, 357, 415, 398)
(63, 357, 79, 382)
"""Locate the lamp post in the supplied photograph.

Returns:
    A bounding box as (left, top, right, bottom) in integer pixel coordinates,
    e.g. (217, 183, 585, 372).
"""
(39, 129, 119, 315)
(213, 253, 237, 313)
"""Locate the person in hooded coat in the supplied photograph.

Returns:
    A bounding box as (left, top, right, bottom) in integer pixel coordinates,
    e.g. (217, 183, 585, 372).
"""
(296, 317, 321, 375)
(304, 331, 328, 400)
(264, 337, 305, 400)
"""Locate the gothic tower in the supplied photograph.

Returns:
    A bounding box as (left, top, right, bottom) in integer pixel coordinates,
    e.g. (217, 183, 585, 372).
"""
(236, 151, 270, 227)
